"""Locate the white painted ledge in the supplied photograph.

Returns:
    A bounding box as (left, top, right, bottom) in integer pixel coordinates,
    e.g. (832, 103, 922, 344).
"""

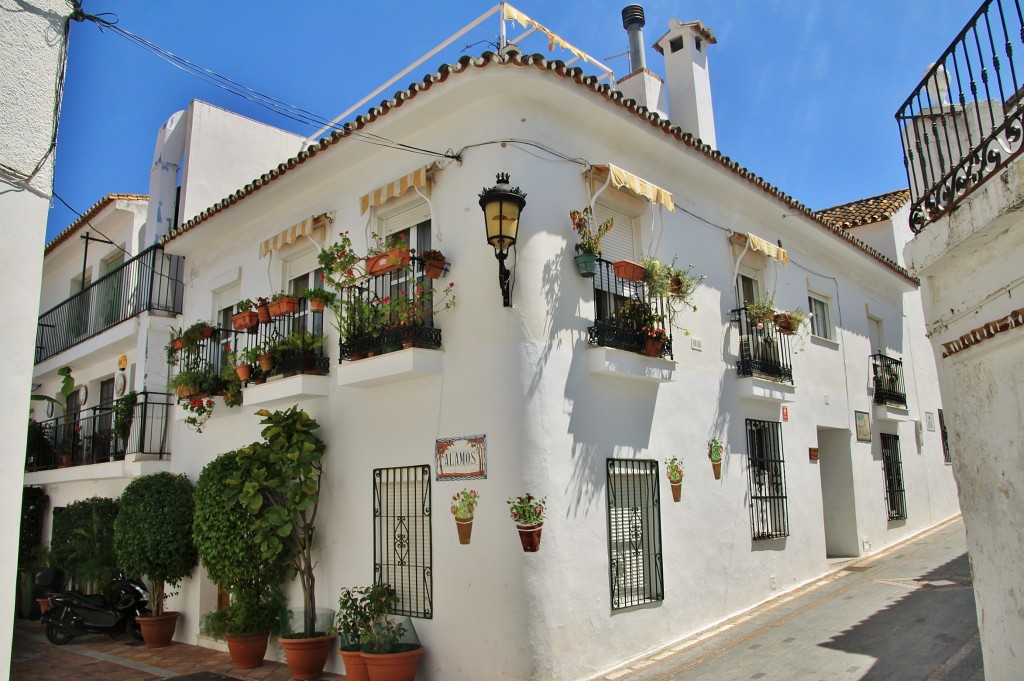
(242, 374, 331, 407)
(873, 403, 910, 422)
(336, 348, 443, 388)
(587, 347, 675, 383)
(736, 376, 796, 403)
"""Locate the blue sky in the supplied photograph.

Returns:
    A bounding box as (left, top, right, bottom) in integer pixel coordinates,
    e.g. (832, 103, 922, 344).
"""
(46, 0, 972, 241)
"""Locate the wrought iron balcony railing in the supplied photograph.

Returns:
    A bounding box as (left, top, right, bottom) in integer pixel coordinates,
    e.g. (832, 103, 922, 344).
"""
(25, 391, 174, 472)
(871, 353, 908, 408)
(173, 298, 329, 392)
(35, 245, 184, 363)
(896, 0, 1024, 232)
(338, 257, 443, 361)
(732, 307, 794, 384)
(587, 259, 673, 359)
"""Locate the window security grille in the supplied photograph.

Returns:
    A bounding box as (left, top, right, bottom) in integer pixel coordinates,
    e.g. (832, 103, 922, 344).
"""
(606, 459, 664, 610)
(938, 409, 951, 464)
(373, 465, 432, 618)
(880, 434, 908, 521)
(746, 420, 789, 540)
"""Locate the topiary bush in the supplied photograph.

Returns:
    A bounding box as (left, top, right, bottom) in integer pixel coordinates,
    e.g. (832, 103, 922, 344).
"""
(50, 496, 119, 593)
(114, 472, 198, 615)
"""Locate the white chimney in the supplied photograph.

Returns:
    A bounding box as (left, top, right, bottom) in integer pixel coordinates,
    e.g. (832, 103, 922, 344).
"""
(145, 110, 187, 243)
(616, 5, 667, 119)
(654, 19, 717, 149)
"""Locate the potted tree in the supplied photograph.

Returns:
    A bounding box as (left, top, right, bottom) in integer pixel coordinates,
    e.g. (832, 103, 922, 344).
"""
(665, 457, 684, 502)
(231, 407, 332, 680)
(194, 450, 289, 669)
(114, 472, 198, 647)
(569, 207, 612, 277)
(708, 438, 724, 480)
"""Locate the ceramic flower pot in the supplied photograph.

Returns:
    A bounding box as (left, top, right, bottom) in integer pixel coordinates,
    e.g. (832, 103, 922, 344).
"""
(138, 611, 179, 648)
(279, 634, 335, 680)
(339, 648, 370, 681)
(574, 253, 598, 277)
(711, 460, 722, 480)
(670, 481, 681, 502)
(644, 338, 664, 357)
(455, 517, 473, 545)
(516, 522, 543, 552)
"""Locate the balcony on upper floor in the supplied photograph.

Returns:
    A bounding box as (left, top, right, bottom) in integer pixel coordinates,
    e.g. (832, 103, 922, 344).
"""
(587, 259, 673, 360)
(896, 0, 1024, 233)
(35, 246, 185, 364)
(732, 306, 794, 386)
(25, 391, 174, 472)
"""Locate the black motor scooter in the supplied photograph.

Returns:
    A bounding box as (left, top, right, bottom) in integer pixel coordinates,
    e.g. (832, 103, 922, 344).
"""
(37, 568, 151, 645)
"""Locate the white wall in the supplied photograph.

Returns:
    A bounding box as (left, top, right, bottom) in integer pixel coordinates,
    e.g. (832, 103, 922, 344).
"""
(0, 0, 68, 674)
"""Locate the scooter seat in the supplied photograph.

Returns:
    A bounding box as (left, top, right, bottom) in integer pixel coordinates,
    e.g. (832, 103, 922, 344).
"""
(68, 591, 108, 608)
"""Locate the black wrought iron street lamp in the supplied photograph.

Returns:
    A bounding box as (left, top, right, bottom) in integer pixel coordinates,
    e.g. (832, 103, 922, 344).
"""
(478, 172, 526, 307)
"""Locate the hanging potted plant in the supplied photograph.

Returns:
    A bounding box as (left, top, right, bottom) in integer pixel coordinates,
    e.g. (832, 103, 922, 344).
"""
(268, 291, 300, 317)
(113, 472, 198, 648)
(507, 493, 546, 552)
(745, 299, 777, 330)
(708, 438, 724, 480)
(418, 249, 448, 279)
(304, 288, 336, 314)
(194, 450, 289, 670)
(773, 308, 807, 335)
(254, 296, 272, 324)
(231, 407, 332, 680)
(641, 325, 668, 357)
(231, 299, 259, 331)
(569, 207, 612, 277)
(665, 457, 684, 502)
(450, 489, 479, 545)
(365, 232, 410, 276)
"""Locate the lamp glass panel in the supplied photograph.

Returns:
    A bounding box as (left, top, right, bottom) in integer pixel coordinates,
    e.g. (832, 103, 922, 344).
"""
(485, 200, 519, 252)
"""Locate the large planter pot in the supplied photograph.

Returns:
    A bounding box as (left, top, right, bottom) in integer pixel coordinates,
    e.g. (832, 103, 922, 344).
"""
(711, 460, 722, 480)
(279, 634, 335, 680)
(339, 648, 370, 681)
(516, 522, 543, 552)
(235, 364, 251, 382)
(36, 597, 50, 615)
(644, 337, 664, 357)
(269, 296, 300, 317)
(613, 259, 646, 282)
(366, 248, 411, 276)
(138, 611, 179, 648)
(232, 310, 259, 331)
(361, 645, 424, 681)
(225, 632, 269, 670)
(670, 481, 681, 502)
(574, 253, 599, 278)
(455, 517, 473, 545)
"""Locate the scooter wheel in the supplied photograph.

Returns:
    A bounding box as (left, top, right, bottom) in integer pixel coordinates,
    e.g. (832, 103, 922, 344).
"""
(45, 623, 75, 645)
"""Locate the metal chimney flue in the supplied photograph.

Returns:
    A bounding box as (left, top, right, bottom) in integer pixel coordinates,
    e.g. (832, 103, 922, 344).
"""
(622, 4, 647, 72)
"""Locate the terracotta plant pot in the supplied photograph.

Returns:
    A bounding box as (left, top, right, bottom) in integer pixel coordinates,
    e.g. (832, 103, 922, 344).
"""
(172, 338, 185, 351)
(225, 632, 269, 669)
(256, 304, 271, 324)
(644, 337, 664, 357)
(366, 247, 411, 276)
(232, 310, 259, 331)
(309, 298, 327, 313)
(138, 611, 179, 648)
(269, 296, 300, 317)
(455, 517, 473, 545)
(36, 597, 49, 615)
(279, 634, 335, 681)
(516, 523, 543, 552)
(361, 645, 424, 681)
(574, 253, 599, 278)
(258, 354, 273, 373)
(711, 460, 722, 480)
(423, 257, 446, 279)
(176, 385, 197, 399)
(339, 648, 370, 681)
(670, 481, 681, 502)
(200, 326, 215, 339)
(235, 364, 251, 382)
(613, 259, 646, 282)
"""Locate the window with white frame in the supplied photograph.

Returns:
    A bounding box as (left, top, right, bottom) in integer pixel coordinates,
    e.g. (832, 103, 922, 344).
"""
(807, 292, 833, 340)
(593, 201, 640, 322)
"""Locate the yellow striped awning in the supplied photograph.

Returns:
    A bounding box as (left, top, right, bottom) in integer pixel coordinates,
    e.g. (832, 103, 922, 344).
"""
(259, 213, 331, 259)
(360, 164, 437, 215)
(739, 232, 789, 265)
(591, 164, 675, 212)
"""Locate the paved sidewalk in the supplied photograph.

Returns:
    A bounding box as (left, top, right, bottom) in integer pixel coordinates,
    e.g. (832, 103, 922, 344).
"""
(599, 516, 982, 681)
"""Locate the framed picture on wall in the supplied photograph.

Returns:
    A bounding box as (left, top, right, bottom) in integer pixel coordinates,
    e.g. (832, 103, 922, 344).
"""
(855, 410, 872, 443)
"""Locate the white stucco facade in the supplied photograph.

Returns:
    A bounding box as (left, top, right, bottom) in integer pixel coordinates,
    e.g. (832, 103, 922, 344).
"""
(904, 156, 1024, 681)
(130, 53, 959, 680)
(1, 0, 68, 675)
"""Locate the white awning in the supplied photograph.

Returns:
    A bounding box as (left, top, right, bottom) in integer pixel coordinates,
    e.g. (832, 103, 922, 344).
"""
(736, 232, 789, 265)
(360, 163, 438, 215)
(590, 164, 674, 212)
(259, 213, 331, 259)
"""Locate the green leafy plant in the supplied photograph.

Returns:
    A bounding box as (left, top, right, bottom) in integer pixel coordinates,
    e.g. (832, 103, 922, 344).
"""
(507, 493, 546, 526)
(231, 407, 326, 638)
(318, 231, 363, 291)
(278, 331, 327, 354)
(708, 438, 724, 462)
(419, 248, 446, 264)
(450, 489, 479, 520)
(114, 472, 198, 616)
(335, 584, 413, 654)
(569, 206, 612, 255)
(236, 299, 254, 313)
(745, 299, 777, 327)
(113, 391, 137, 443)
(271, 291, 294, 302)
(304, 288, 336, 305)
(665, 457, 684, 483)
(50, 496, 119, 593)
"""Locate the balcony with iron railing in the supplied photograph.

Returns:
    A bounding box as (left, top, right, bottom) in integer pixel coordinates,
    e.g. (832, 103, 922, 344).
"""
(338, 257, 444, 361)
(896, 0, 1024, 232)
(25, 391, 174, 472)
(587, 259, 673, 360)
(172, 299, 329, 399)
(732, 307, 794, 385)
(35, 245, 185, 364)
(871, 353, 908, 409)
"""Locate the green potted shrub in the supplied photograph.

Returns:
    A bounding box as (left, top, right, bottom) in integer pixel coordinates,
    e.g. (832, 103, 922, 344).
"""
(335, 583, 423, 681)
(112, 391, 136, 458)
(50, 496, 119, 594)
(114, 472, 198, 648)
(569, 207, 612, 277)
(194, 450, 289, 669)
(169, 369, 205, 399)
(304, 288, 336, 313)
(231, 407, 331, 679)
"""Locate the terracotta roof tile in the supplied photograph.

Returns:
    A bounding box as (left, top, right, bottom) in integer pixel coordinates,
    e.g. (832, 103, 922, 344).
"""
(816, 189, 911, 229)
(159, 51, 915, 284)
(46, 193, 147, 255)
